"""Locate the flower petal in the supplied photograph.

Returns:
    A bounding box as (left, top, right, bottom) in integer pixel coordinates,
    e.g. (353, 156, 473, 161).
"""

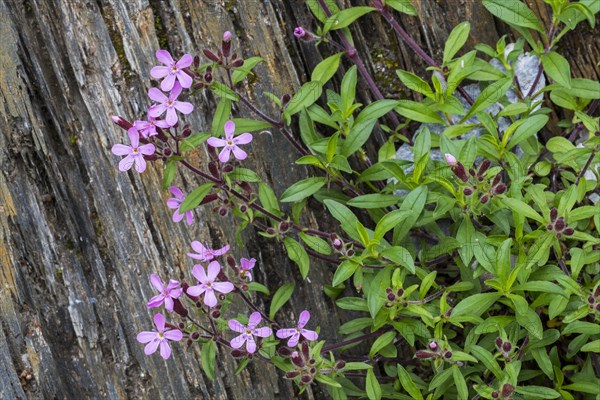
(159, 340, 171, 359)
(163, 297, 174, 312)
(206, 261, 221, 280)
(224, 120, 236, 138)
(186, 284, 205, 297)
(174, 101, 194, 114)
(212, 281, 234, 294)
(134, 155, 147, 173)
(153, 313, 166, 331)
(245, 336, 257, 353)
(247, 311, 262, 329)
(147, 293, 165, 308)
(150, 66, 170, 79)
(301, 329, 318, 341)
(218, 148, 232, 163)
(230, 334, 246, 348)
(253, 327, 273, 338)
(228, 319, 245, 333)
(240, 258, 256, 271)
(118, 156, 134, 172)
(127, 128, 140, 147)
(148, 87, 167, 103)
(166, 198, 181, 209)
(164, 329, 183, 341)
(176, 54, 193, 68)
(139, 143, 156, 155)
(156, 49, 175, 65)
(172, 210, 184, 223)
(137, 331, 157, 344)
(148, 104, 167, 119)
(207, 137, 227, 147)
(213, 245, 230, 256)
(203, 289, 217, 307)
(144, 339, 160, 355)
(276, 328, 296, 339)
(191, 264, 208, 283)
(231, 146, 247, 161)
(287, 333, 300, 347)
(111, 144, 131, 156)
(160, 74, 176, 92)
(165, 108, 178, 126)
(185, 211, 194, 225)
(234, 132, 253, 145)
(297, 310, 310, 328)
(169, 186, 184, 199)
(170, 82, 183, 99)
(177, 71, 193, 88)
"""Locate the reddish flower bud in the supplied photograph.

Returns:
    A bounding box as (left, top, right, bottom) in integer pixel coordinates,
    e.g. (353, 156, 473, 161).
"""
(596, 303, 600, 311)
(218, 207, 228, 217)
(332, 238, 343, 250)
(302, 341, 310, 359)
(292, 354, 305, 368)
(501, 383, 514, 397)
(555, 218, 565, 231)
(172, 298, 188, 317)
(563, 228, 574, 236)
(178, 322, 185, 330)
(444, 153, 457, 166)
(300, 374, 313, 384)
(594, 286, 600, 297)
(281, 94, 291, 107)
(191, 332, 200, 340)
(186, 338, 193, 346)
(193, 55, 200, 68)
(492, 184, 507, 195)
(163, 148, 172, 157)
(480, 194, 490, 204)
(415, 350, 433, 359)
(231, 58, 244, 68)
(203, 49, 220, 63)
(211, 310, 221, 319)
(223, 31, 232, 42)
(547, 224, 554, 230)
(231, 349, 245, 358)
(279, 221, 290, 232)
(469, 168, 476, 177)
(204, 72, 213, 83)
(181, 127, 192, 138)
(502, 342, 512, 352)
(208, 162, 220, 178)
(588, 296, 595, 304)
(266, 227, 276, 235)
(346, 249, 355, 257)
(550, 208, 558, 222)
(492, 173, 502, 187)
(285, 371, 300, 379)
(111, 115, 133, 130)
(444, 351, 453, 359)
(491, 391, 499, 399)
(463, 187, 474, 196)
(429, 341, 438, 350)
(452, 164, 469, 182)
(478, 159, 491, 176)
(387, 293, 396, 301)
(495, 337, 503, 349)
(397, 288, 404, 297)
(222, 164, 234, 173)
(278, 347, 293, 357)
(334, 360, 346, 370)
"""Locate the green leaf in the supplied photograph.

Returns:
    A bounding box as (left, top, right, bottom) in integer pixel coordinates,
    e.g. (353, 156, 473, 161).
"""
(336, 297, 369, 312)
(201, 340, 216, 380)
(385, 0, 417, 15)
(341, 66, 358, 115)
(507, 115, 549, 149)
(463, 77, 512, 121)
(515, 386, 560, 399)
(210, 81, 240, 101)
(508, 293, 543, 339)
(396, 70, 434, 99)
(568, 78, 600, 99)
(232, 56, 264, 84)
(323, 199, 361, 242)
(332, 260, 360, 286)
(342, 119, 377, 157)
(311, 53, 343, 85)
(258, 182, 281, 215)
(366, 369, 382, 400)
(580, 339, 600, 352)
(286, 81, 323, 116)
(452, 366, 468, 399)
(283, 237, 310, 279)
(231, 118, 272, 132)
(228, 168, 261, 183)
(429, 367, 453, 390)
(162, 160, 177, 190)
(541, 51, 572, 88)
(482, 0, 545, 32)
(397, 364, 423, 400)
(299, 232, 332, 255)
(394, 186, 428, 243)
(444, 22, 470, 64)
(380, 247, 415, 273)
(324, 7, 375, 32)
(471, 345, 503, 378)
(347, 194, 399, 209)
(211, 98, 232, 135)
(247, 282, 270, 296)
(495, 238, 512, 283)
(179, 183, 214, 213)
(269, 282, 295, 319)
(395, 100, 446, 124)
(370, 331, 397, 357)
(315, 374, 342, 388)
(562, 321, 600, 336)
(452, 293, 502, 317)
(355, 99, 400, 125)
(501, 198, 545, 223)
(180, 132, 211, 152)
(374, 210, 411, 242)
(280, 177, 326, 202)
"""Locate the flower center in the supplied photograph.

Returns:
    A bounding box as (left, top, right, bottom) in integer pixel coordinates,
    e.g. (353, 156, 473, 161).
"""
(131, 147, 139, 154)
(171, 66, 179, 73)
(226, 140, 234, 146)
(246, 329, 252, 335)
(158, 332, 164, 340)
(206, 282, 212, 288)
(167, 100, 175, 107)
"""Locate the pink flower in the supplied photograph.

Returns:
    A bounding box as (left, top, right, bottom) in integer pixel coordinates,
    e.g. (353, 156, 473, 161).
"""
(276, 310, 318, 347)
(293, 27, 306, 38)
(223, 31, 232, 42)
(148, 82, 194, 126)
(166, 186, 194, 225)
(111, 128, 155, 173)
(229, 312, 273, 353)
(240, 257, 256, 281)
(133, 115, 171, 138)
(444, 153, 457, 167)
(150, 50, 194, 92)
(207, 121, 253, 163)
(136, 313, 183, 360)
(146, 274, 183, 312)
(187, 241, 230, 262)
(187, 261, 234, 307)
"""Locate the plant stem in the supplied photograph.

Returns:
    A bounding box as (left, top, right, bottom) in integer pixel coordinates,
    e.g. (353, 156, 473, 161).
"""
(575, 151, 596, 186)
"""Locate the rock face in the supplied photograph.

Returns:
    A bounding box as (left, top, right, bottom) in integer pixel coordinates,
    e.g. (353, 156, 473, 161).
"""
(0, 1, 597, 399)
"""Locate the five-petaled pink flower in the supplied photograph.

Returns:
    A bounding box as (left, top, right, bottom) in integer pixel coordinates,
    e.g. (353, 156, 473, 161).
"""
(207, 120, 253, 163)
(133, 115, 171, 138)
(136, 313, 183, 360)
(111, 128, 155, 173)
(187, 241, 230, 262)
(229, 311, 273, 353)
(148, 82, 194, 126)
(146, 274, 183, 312)
(240, 257, 256, 281)
(187, 261, 234, 307)
(150, 50, 194, 92)
(276, 310, 318, 347)
(167, 186, 194, 225)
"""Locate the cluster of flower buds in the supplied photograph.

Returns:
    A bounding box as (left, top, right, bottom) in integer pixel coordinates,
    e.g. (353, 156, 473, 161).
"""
(491, 383, 515, 399)
(546, 208, 574, 238)
(202, 31, 244, 69)
(445, 154, 507, 204)
(495, 337, 514, 360)
(384, 287, 406, 308)
(415, 340, 456, 363)
(330, 233, 355, 257)
(192, 65, 214, 90)
(279, 341, 338, 386)
(587, 285, 600, 313)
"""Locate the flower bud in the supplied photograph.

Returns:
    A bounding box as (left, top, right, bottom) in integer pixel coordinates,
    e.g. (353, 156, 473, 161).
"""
(469, 168, 476, 177)
(163, 148, 172, 157)
(555, 217, 565, 231)
(588, 296, 595, 304)
(491, 391, 499, 399)
(186, 338, 193, 346)
(279, 221, 290, 232)
(191, 332, 200, 340)
(223, 31, 232, 42)
(302, 340, 310, 359)
(291, 354, 305, 368)
(492, 173, 502, 187)
(346, 249, 355, 257)
(193, 55, 200, 68)
(563, 228, 574, 236)
(478, 159, 491, 176)
(181, 128, 192, 138)
(595, 303, 600, 311)
(222, 164, 234, 173)
(428, 341, 438, 350)
(501, 383, 514, 397)
(594, 286, 600, 297)
(550, 208, 558, 222)
(203, 49, 220, 63)
(495, 337, 503, 349)
(278, 347, 293, 357)
(266, 227, 276, 235)
(332, 238, 343, 250)
(547, 224, 553, 230)
(285, 371, 300, 379)
(480, 194, 490, 204)
(231, 58, 244, 68)
(492, 184, 507, 195)
(172, 298, 189, 317)
(387, 292, 396, 302)
(204, 72, 213, 83)
(444, 153, 457, 167)
(415, 350, 433, 359)
(334, 360, 346, 370)
(208, 162, 220, 178)
(397, 288, 404, 297)
(293, 27, 306, 38)
(300, 374, 313, 384)
(111, 115, 133, 130)
(502, 342, 512, 352)
(178, 322, 185, 330)
(281, 94, 291, 107)
(444, 351, 452, 359)
(194, 82, 204, 90)
(463, 187, 474, 196)
(218, 207, 228, 217)
(211, 310, 221, 319)
(231, 349, 245, 358)
(452, 164, 469, 182)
